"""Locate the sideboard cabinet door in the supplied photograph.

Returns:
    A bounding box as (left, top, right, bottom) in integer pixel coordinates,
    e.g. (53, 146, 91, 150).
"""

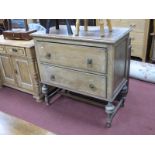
(0, 55, 16, 86)
(12, 57, 33, 91)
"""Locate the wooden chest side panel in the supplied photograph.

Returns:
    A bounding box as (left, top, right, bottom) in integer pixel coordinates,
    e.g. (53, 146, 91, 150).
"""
(114, 39, 127, 89)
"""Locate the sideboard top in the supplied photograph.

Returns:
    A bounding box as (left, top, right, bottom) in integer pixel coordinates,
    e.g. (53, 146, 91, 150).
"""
(32, 25, 131, 44)
(0, 35, 34, 48)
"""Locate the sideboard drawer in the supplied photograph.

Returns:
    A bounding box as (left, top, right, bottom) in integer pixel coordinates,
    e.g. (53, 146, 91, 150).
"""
(40, 64, 107, 98)
(0, 45, 6, 54)
(112, 19, 146, 33)
(37, 42, 107, 74)
(6, 46, 26, 57)
(131, 44, 144, 57)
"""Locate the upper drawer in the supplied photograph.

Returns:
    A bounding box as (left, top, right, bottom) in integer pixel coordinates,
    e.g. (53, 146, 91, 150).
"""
(0, 45, 6, 54)
(40, 64, 107, 99)
(5, 46, 26, 57)
(37, 42, 107, 74)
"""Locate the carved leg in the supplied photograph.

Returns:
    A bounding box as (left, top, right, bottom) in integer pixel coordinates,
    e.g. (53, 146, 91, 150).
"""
(106, 19, 112, 32)
(84, 19, 88, 31)
(99, 19, 104, 37)
(75, 19, 80, 36)
(105, 102, 115, 127)
(105, 97, 125, 127)
(42, 84, 49, 105)
(33, 95, 43, 103)
(120, 84, 128, 107)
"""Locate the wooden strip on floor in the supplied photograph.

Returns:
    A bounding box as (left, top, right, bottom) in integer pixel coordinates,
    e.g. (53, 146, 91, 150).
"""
(0, 111, 54, 135)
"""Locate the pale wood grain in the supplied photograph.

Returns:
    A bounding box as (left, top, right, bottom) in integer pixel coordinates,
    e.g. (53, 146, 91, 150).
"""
(32, 25, 131, 44)
(0, 35, 34, 48)
(112, 19, 150, 61)
(0, 55, 16, 86)
(37, 42, 107, 74)
(33, 27, 130, 102)
(0, 111, 54, 135)
(0, 38, 42, 102)
(40, 64, 107, 99)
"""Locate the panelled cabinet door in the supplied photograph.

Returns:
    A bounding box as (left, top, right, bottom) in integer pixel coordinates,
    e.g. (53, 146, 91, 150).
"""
(12, 57, 33, 91)
(0, 55, 16, 86)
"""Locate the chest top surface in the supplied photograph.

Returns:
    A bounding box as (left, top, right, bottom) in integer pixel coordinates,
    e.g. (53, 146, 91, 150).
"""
(0, 35, 34, 48)
(32, 25, 131, 44)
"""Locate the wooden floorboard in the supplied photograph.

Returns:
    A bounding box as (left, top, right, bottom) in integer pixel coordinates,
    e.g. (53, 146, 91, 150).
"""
(0, 111, 54, 135)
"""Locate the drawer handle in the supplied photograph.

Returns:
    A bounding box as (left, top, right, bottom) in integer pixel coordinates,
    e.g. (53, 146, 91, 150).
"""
(45, 53, 51, 59)
(130, 24, 136, 27)
(89, 84, 95, 90)
(12, 48, 18, 52)
(14, 69, 18, 74)
(87, 58, 93, 65)
(50, 75, 55, 81)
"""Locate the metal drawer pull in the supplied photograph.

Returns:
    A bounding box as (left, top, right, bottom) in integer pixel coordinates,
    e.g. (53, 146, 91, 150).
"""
(50, 75, 55, 81)
(129, 24, 136, 27)
(87, 58, 93, 65)
(14, 69, 18, 74)
(12, 48, 18, 52)
(89, 84, 95, 90)
(45, 53, 51, 59)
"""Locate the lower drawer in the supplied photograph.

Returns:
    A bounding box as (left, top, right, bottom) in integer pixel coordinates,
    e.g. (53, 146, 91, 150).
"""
(40, 64, 107, 98)
(131, 43, 144, 59)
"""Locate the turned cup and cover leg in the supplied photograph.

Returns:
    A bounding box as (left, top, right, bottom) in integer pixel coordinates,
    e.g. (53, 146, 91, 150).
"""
(105, 102, 115, 127)
(42, 84, 49, 105)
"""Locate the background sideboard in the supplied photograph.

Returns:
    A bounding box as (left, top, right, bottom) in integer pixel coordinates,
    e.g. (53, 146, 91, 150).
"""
(0, 35, 42, 102)
(111, 19, 150, 61)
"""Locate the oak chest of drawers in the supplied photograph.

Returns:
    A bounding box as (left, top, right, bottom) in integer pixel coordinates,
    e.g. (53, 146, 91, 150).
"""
(112, 19, 150, 61)
(0, 35, 42, 102)
(32, 26, 131, 127)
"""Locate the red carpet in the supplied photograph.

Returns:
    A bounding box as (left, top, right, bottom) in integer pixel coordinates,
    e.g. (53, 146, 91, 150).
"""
(0, 78, 155, 134)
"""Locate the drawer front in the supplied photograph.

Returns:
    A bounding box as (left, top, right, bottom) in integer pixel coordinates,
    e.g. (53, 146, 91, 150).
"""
(40, 64, 107, 98)
(37, 42, 107, 74)
(6, 46, 26, 57)
(0, 45, 6, 54)
(112, 19, 146, 33)
(131, 44, 144, 58)
(130, 32, 144, 45)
